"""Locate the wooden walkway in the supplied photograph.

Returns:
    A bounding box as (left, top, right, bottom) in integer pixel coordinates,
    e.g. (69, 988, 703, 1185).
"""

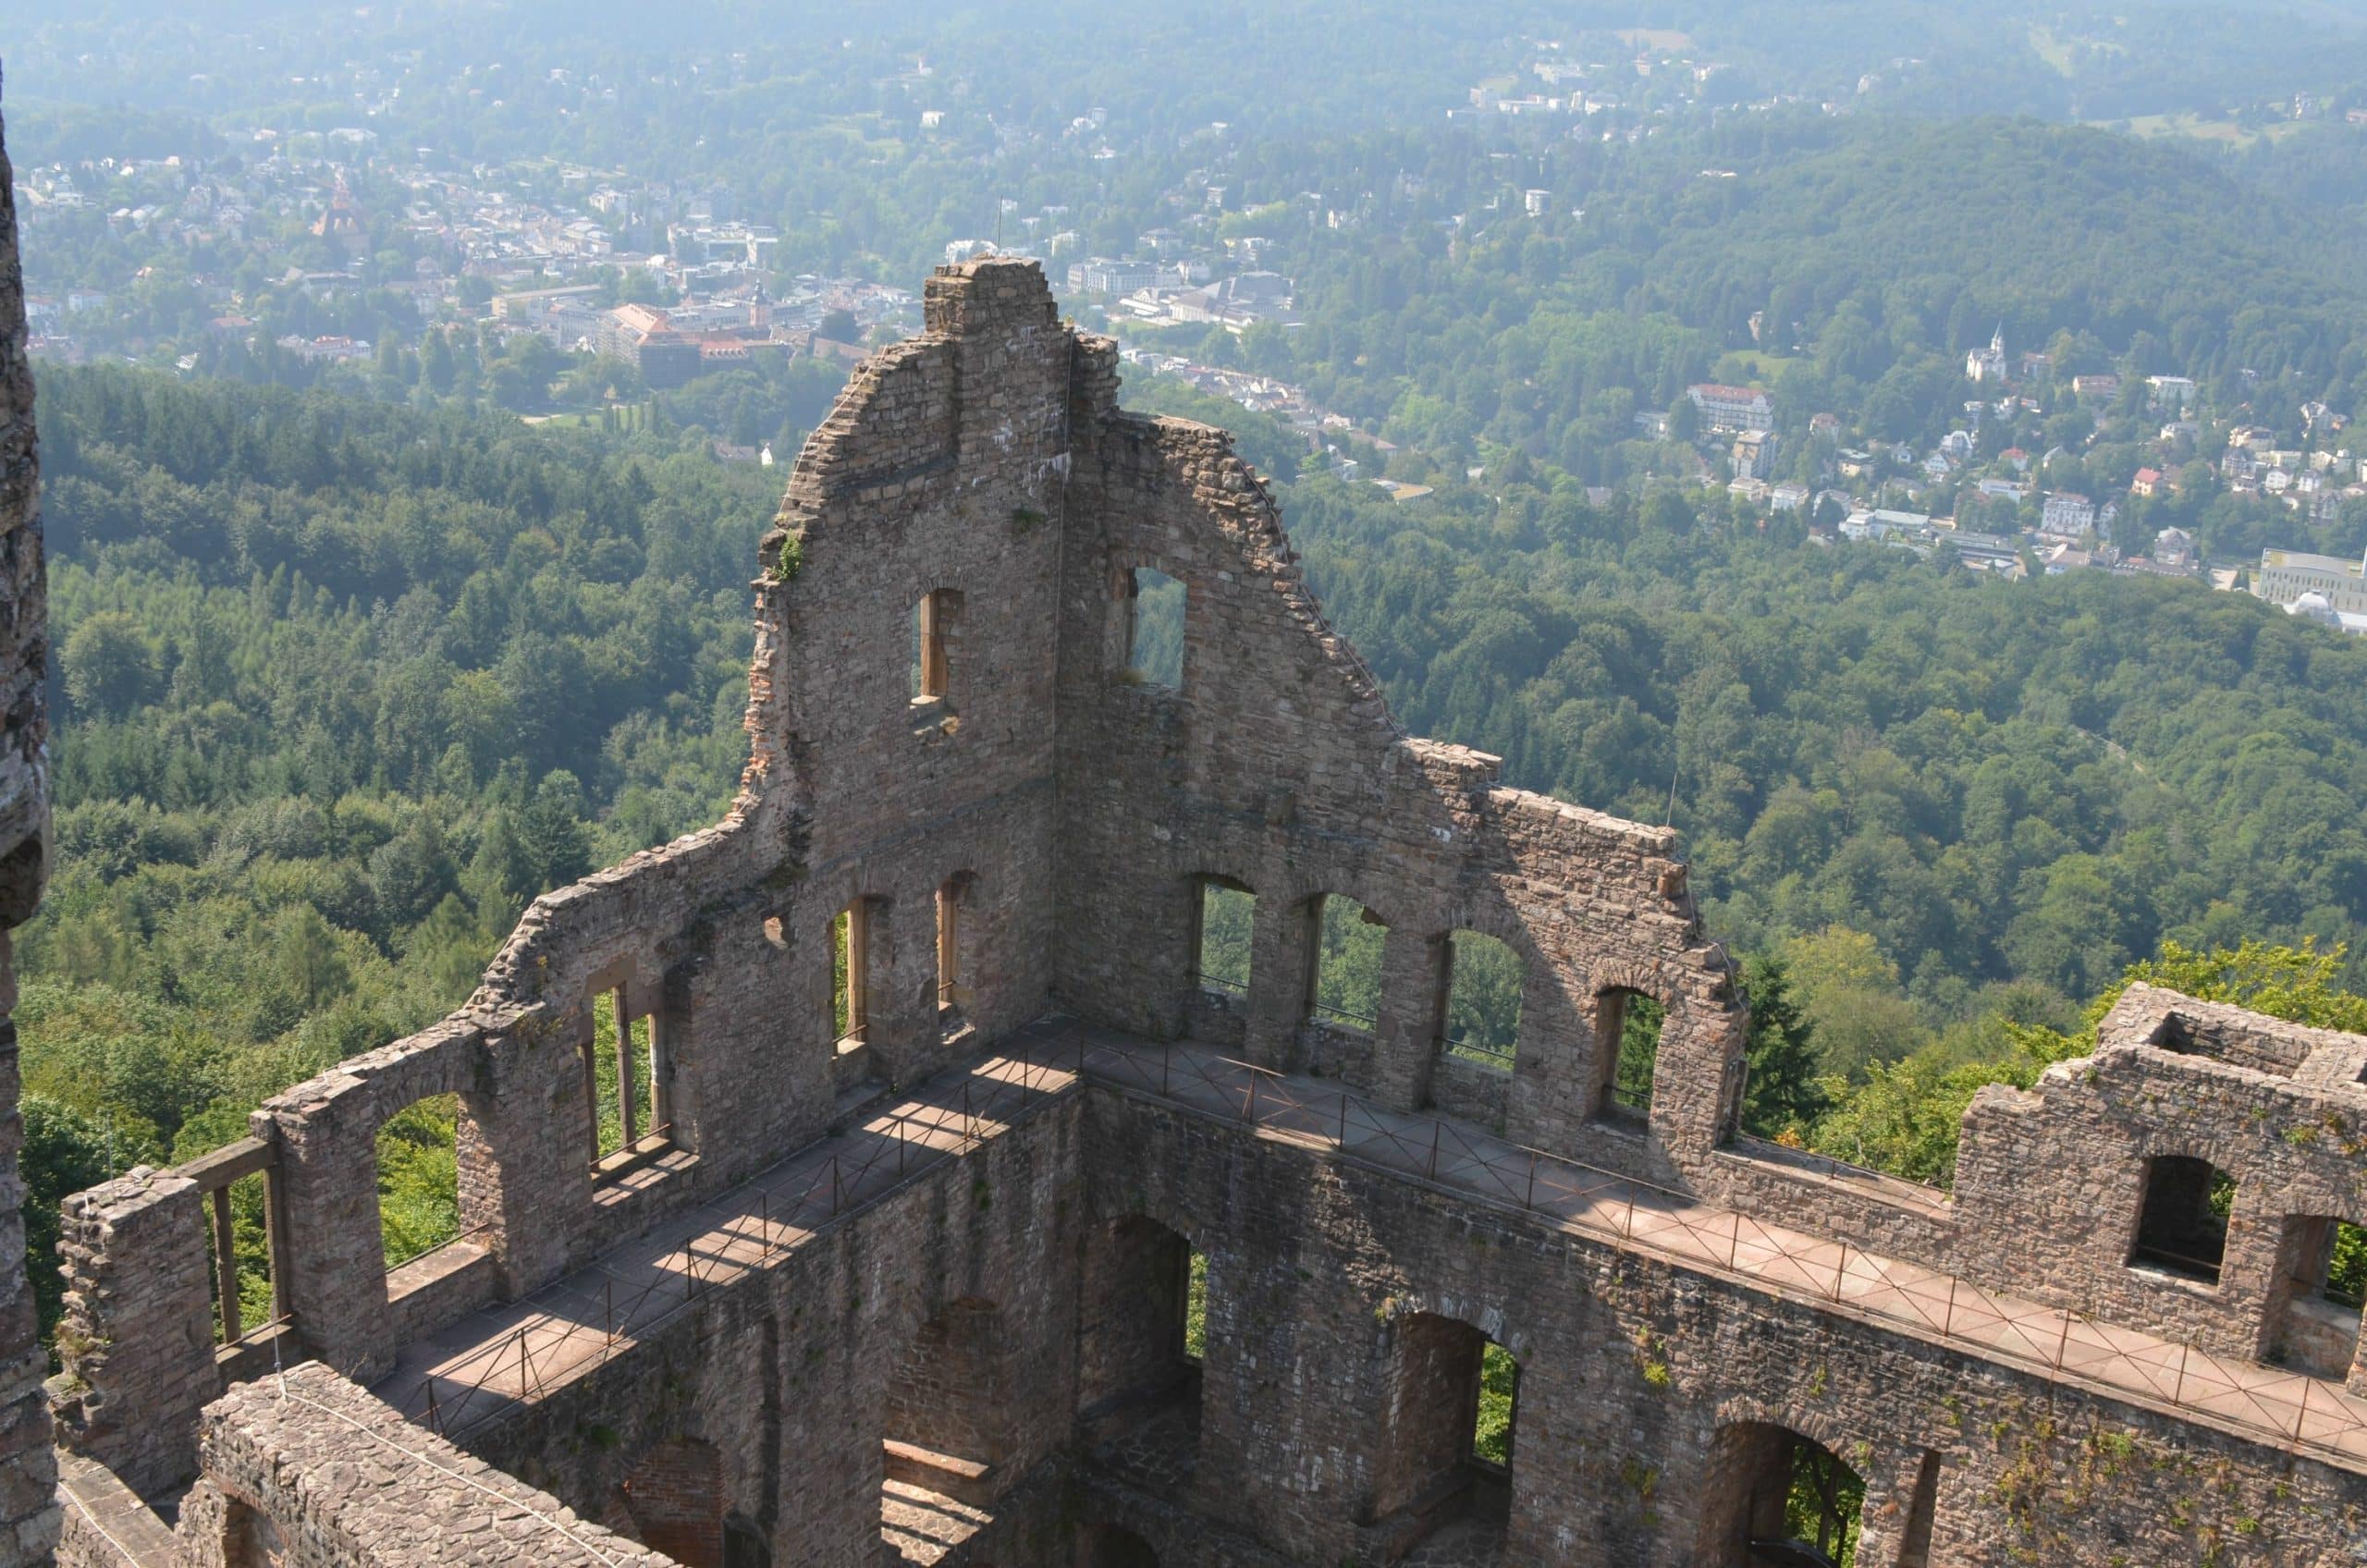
(369, 1023, 2367, 1472)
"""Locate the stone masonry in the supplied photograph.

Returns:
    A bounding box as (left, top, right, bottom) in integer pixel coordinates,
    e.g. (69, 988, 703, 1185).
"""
(23, 258, 2367, 1567)
(0, 73, 61, 1568)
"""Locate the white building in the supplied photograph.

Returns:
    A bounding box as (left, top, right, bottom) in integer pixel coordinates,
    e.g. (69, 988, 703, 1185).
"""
(1686, 383, 1773, 433)
(2254, 547, 2367, 616)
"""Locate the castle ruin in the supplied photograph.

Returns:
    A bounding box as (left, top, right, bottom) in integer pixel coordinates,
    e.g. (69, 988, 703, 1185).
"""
(6, 116, 2367, 1566)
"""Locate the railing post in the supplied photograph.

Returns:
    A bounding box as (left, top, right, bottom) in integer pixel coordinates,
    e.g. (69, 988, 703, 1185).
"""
(831, 1155, 842, 1216)
(1525, 1150, 1537, 1210)
(1428, 1121, 1441, 1180)
(209, 1183, 240, 1345)
(1338, 1092, 1349, 1150)
(1246, 1072, 1259, 1124)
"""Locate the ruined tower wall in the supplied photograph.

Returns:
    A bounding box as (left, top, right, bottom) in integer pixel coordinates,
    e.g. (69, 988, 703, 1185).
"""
(1954, 984, 2367, 1377)
(0, 68, 60, 1567)
(1083, 1085, 2367, 1567)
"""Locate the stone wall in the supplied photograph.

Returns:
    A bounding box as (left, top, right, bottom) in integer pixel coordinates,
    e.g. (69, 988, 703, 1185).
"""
(1080, 1085, 2367, 1567)
(175, 1362, 673, 1568)
(0, 68, 59, 1567)
(457, 1092, 1084, 1568)
(1955, 984, 2367, 1378)
(39, 258, 2367, 1565)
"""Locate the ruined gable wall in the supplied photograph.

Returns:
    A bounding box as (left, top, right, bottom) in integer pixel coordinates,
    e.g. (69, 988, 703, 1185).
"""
(1084, 1084, 2366, 1568)
(0, 68, 59, 1567)
(1050, 373, 1748, 1180)
(50, 263, 1089, 1481)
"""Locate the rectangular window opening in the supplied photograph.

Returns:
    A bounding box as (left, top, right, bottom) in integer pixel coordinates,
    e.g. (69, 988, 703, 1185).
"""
(937, 877, 969, 1023)
(1193, 879, 1254, 998)
(1601, 990, 1663, 1118)
(1306, 895, 1385, 1031)
(833, 904, 870, 1052)
(2128, 1156, 2235, 1285)
(1123, 567, 1185, 689)
(1440, 930, 1522, 1072)
(200, 1167, 282, 1347)
(1472, 1341, 1520, 1470)
(377, 1095, 460, 1271)
(2324, 1220, 2367, 1310)
(584, 986, 668, 1174)
(911, 589, 961, 716)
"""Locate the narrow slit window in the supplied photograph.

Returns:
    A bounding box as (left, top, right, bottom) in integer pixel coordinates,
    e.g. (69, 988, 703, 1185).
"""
(937, 875, 970, 1017)
(1439, 930, 1522, 1072)
(2129, 1155, 2235, 1284)
(1193, 878, 1255, 998)
(1306, 895, 1385, 1031)
(833, 903, 870, 1050)
(1183, 1248, 1208, 1365)
(911, 588, 961, 709)
(1123, 567, 1186, 688)
(1600, 989, 1663, 1119)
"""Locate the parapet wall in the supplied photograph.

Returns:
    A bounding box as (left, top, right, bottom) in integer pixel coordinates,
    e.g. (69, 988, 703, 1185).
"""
(177, 1362, 672, 1568)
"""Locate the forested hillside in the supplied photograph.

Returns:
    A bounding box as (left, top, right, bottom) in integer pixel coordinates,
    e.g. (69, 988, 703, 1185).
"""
(16, 369, 772, 1326)
(1199, 115, 2367, 489)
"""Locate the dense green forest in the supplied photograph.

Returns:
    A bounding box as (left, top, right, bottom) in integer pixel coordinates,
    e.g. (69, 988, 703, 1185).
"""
(21, 367, 2367, 1347)
(16, 367, 773, 1330)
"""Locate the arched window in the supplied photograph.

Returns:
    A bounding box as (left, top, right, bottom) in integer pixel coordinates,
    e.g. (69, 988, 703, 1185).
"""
(1698, 1422, 1866, 1568)
(1121, 567, 1186, 688)
(1597, 988, 1664, 1121)
(1438, 931, 1523, 1072)
(1305, 894, 1385, 1032)
(2128, 1155, 2235, 1284)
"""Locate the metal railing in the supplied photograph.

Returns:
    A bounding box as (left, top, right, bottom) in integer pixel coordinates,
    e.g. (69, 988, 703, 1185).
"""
(1088, 1039, 2367, 1468)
